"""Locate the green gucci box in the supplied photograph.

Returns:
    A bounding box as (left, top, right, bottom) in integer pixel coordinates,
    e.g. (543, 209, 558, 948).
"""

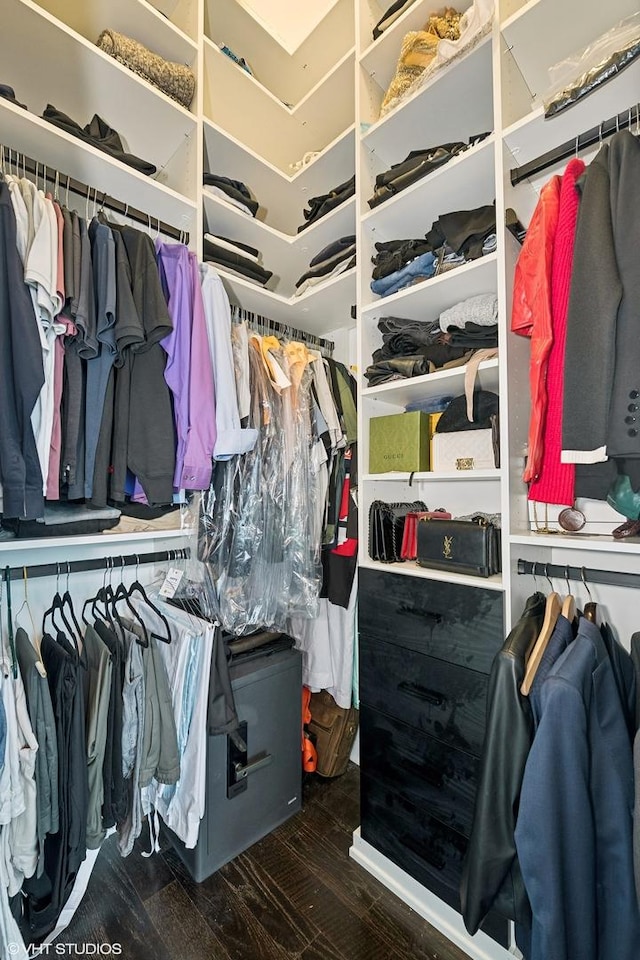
(369, 411, 430, 473)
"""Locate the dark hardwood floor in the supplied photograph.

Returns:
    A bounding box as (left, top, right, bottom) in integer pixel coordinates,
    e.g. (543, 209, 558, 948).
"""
(61, 763, 472, 960)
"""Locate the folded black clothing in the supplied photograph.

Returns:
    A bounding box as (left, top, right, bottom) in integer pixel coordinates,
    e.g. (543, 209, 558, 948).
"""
(372, 238, 433, 279)
(310, 235, 356, 268)
(426, 204, 496, 260)
(298, 175, 355, 232)
(216, 235, 260, 258)
(296, 245, 356, 288)
(120, 502, 181, 520)
(0, 83, 27, 109)
(365, 357, 430, 386)
(203, 173, 259, 216)
(368, 142, 465, 208)
(9, 516, 121, 539)
(573, 461, 619, 501)
(373, 341, 469, 367)
(445, 322, 498, 347)
(204, 237, 273, 285)
(42, 105, 156, 176)
(378, 315, 442, 346)
(372, 0, 416, 39)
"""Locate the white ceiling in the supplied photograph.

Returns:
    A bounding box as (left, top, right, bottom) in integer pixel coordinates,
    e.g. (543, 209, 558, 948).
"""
(233, 0, 341, 53)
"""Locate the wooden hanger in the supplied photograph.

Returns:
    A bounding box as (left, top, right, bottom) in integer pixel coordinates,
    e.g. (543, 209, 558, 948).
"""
(521, 564, 562, 695)
(561, 564, 576, 622)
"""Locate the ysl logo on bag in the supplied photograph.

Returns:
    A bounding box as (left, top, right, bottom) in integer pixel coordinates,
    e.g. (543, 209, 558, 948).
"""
(443, 535, 453, 559)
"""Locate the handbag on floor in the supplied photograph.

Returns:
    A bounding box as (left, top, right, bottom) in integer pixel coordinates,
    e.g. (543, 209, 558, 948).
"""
(308, 691, 359, 778)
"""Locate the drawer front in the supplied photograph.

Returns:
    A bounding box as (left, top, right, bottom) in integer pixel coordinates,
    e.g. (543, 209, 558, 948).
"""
(360, 774, 509, 949)
(360, 706, 479, 837)
(358, 567, 503, 674)
(359, 636, 488, 757)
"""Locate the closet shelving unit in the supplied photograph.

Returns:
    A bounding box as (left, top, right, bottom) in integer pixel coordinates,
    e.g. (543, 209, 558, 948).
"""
(351, 1, 640, 958)
(0, 0, 199, 232)
(201, 0, 357, 325)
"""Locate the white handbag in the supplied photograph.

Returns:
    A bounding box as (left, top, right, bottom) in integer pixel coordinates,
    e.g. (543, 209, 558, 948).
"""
(432, 428, 496, 472)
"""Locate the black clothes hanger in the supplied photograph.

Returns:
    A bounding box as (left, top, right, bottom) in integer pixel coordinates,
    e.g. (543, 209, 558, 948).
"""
(3, 567, 17, 678)
(581, 567, 598, 623)
(111, 557, 149, 647)
(127, 555, 172, 644)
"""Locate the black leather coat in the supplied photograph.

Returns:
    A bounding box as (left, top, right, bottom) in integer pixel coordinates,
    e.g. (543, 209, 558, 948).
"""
(460, 592, 546, 935)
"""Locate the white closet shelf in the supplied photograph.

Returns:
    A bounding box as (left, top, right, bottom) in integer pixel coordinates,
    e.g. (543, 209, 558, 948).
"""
(509, 532, 640, 554)
(501, 0, 639, 98)
(213, 266, 356, 334)
(361, 252, 498, 319)
(204, 39, 355, 175)
(203, 191, 356, 294)
(202, 119, 355, 236)
(1, 0, 198, 197)
(0, 99, 197, 232)
(360, 0, 474, 90)
(37, 0, 198, 69)
(504, 55, 640, 171)
(362, 358, 499, 405)
(363, 470, 500, 481)
(205, 0, 354, 106)
(362, 136, 495, 239)
(361, 35, 493, 160)
(152, 0, 197, 39)
(0, 528, 195, 553)
(360, 556, 504, 591)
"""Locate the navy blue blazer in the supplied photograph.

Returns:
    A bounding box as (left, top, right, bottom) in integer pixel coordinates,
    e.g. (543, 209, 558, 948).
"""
(515, 617, 640, 960)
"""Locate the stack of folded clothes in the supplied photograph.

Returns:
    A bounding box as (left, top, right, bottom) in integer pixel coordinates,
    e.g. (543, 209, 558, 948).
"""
(364, 315, 474, 387)
(43, 104, 157, 175)
(203, 233, 273, 286)
(439, 293, 498, 348)
(367, 133, 490, 209)
(295, 235, 356, 297)
(370, 202, 496, 298)
(297, 175, 355, 232)
(203, 172, 260, 217)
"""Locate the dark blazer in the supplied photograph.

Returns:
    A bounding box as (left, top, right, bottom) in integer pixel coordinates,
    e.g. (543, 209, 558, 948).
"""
(515, 617, 640, 960)
(460, 592, 546, 935)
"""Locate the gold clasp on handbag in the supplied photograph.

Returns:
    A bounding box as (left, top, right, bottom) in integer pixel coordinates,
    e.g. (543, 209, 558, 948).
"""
(443, 535, 453, 559)
(456, 457, 474, 470)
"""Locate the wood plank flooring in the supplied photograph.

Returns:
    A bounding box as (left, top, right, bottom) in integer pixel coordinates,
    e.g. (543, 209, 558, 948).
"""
(61, 763, 472, 960)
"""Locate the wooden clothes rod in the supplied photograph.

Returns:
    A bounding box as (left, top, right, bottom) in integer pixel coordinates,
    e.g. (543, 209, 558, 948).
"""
(517, 558, 640, 590)
(1, 145, 189, 243)
(3, 547, 190, 583)
(231, 305, 335, 355)
(510, 104, 640, 186)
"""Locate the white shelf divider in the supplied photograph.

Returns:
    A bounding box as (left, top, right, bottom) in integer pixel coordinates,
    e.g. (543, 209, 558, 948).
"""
(360, 556, 504, 590)
(362, 359, 500, 405)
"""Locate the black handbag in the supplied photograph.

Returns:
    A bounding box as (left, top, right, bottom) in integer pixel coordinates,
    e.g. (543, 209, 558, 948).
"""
(368, 500, 427, 563)
(416, 515, 501, 578)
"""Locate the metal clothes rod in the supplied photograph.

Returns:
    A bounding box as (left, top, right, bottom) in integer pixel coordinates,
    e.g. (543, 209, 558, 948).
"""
(510, 104, 640, 186)
(1, 144, 189, 243)
(3, 547, 190, 583)
(230, 305, 335, 355)
(517, 558, 640, 590)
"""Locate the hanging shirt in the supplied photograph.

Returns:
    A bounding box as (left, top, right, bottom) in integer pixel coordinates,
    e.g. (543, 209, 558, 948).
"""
(200, 264, 257, 458)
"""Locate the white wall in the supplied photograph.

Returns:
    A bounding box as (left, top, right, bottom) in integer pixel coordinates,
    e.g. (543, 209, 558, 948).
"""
(234, 0, 341, 52)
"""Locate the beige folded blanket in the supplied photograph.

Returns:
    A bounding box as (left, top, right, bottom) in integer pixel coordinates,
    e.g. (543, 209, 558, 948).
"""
(97, 29, 195, 109)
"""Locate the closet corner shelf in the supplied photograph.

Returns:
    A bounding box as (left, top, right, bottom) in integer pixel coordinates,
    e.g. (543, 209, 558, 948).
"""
(362, 358, 499, 405)
(363, 469, 501, 481)
(0, 98, 197, 231)
(361, 134, 495, 238)
(500, 0, 639, 98)
(361, 34, 493, 163)
(0, 527, 196, 553)
(361, 252, 498, 320)
(360, 556, 504, 591)
(509, 532, 640, 554)
(203, 191, 356, 293)
(503, 54, 640, 171)
(202, 118, 356, 235)
(213, 265, 356, 334)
